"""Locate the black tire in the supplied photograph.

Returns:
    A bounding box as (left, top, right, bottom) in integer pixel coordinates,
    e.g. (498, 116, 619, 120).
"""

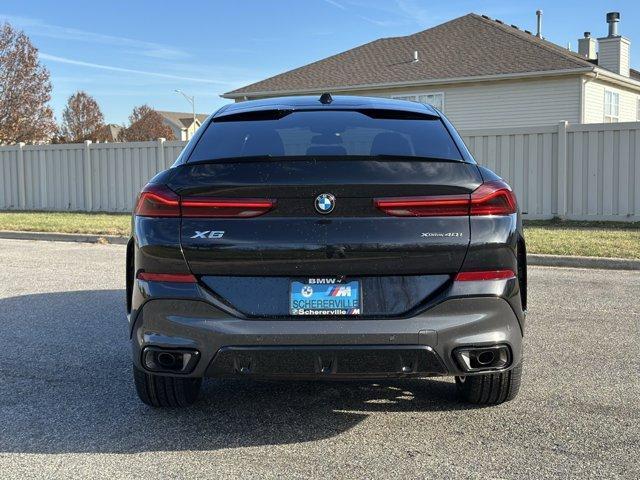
(455, 362, 523, 405)
(133, 365, 202, 407)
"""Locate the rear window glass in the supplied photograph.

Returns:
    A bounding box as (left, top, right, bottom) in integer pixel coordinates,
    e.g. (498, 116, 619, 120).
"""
(188, 110, 463, 162)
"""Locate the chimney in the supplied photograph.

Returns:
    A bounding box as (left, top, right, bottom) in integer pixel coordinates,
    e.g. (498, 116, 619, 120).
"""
(578, 32, 597, 60)
(598, 12, 630, 77)
(535, 10, 543, 38)
(606, 11, 619, 36)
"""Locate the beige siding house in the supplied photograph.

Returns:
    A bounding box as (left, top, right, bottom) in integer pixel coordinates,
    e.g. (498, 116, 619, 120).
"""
(342, 77, 582, 130)
(223, 12, 640, 129)
(582, 79, 639, 123)
(157, 111, 209, 141)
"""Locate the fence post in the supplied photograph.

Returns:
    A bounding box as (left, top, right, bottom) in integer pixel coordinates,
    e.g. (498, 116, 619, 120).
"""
(16, 142, 26, 209)
(83, 140, 92, 211)
(557, 121, 568, 219)
(157, 138, 165, 171)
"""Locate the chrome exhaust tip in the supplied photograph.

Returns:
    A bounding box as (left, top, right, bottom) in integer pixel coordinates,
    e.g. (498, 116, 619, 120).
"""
(453, 345, 511, 372)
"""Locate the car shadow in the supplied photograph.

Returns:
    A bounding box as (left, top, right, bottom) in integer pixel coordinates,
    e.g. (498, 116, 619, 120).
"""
(0, 289, 479, 454)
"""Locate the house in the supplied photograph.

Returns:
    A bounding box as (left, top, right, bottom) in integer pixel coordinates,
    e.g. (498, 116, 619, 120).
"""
(94, 123, 122, 142)
(223, 12, 640, 130)
(157, 111, 209, 140)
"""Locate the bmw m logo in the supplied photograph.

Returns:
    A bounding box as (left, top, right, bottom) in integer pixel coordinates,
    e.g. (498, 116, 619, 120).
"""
(315, 193, 335, 214)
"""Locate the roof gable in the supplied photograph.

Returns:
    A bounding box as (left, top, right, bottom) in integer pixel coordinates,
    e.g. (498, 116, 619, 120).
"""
(225, 13, 595, 97)
(157, 111, 209, 129)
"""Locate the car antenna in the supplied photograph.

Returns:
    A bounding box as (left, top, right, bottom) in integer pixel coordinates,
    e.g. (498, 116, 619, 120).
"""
(319, 92, 333, 104)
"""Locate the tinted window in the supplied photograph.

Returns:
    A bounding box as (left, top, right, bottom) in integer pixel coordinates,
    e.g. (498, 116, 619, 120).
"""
(188, 110, 463, 162)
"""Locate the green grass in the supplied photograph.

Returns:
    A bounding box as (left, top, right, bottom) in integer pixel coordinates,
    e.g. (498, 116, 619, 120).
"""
(0, 211, 130, 236)
(0, 212, 639, 259)
(524, 219, 640, 259)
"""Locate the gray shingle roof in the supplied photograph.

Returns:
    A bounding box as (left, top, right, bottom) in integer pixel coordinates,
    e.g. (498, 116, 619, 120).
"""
(224, 13, 598, 97)
(157, 111, 208, 129)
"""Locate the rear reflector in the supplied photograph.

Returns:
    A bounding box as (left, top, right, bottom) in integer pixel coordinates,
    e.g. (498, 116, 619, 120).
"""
(137, 272, 197, 283)
(181, 198, 276, 218)
(374, 180, 517, 217)
(454, 270, 515, 281)
(134, 184, 180, 217)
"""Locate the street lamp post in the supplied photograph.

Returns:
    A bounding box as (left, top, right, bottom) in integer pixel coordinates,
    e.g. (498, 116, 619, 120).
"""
(173, 89, 196, 138)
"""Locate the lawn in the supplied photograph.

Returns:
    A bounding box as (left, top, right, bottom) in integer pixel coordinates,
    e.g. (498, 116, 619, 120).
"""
(0, 211, 639, 259)
(524, 220, 640, 259)
(0, 211, 130, 236)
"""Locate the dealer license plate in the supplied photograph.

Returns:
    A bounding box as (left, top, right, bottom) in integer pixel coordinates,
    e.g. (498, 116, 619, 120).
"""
(290, 279, 361, 316)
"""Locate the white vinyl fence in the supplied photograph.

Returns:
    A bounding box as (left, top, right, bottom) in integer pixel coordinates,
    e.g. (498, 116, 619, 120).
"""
(462, 121, 640, 220)
(0, 139, 185, 213)
(1, 122, 640, 220)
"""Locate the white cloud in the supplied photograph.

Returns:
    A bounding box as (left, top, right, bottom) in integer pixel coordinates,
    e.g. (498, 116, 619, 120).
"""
(357, 15, 405, 27)
(322, 0, 347, 10)
(393, 0, 438, 28)
(320, 0, 410, 28)
(40, 53, 236, 86)
(0, 14, 189, 60)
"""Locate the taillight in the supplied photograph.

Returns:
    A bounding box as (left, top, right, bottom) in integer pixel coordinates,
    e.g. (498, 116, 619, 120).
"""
(374, 195, 469, 217)
(470, 180, 517, 216)
(137, 272, 197, 283)
(454, 270, 515, 281)
(134, 184, 275, 218)
(374, 180, 516, 217)
(181, 198, 275, 218)
(134, 184, 180, 217)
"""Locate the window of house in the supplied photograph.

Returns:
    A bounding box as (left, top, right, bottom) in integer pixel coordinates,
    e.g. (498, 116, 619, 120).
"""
(637, 98, 640, 121)
(604, 90, 620, 123)
(391, 93, 444, 112)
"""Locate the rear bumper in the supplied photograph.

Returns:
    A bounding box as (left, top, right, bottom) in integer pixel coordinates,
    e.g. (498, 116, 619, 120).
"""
(207, 345, 447, 378)
(130, 294, 524, 379)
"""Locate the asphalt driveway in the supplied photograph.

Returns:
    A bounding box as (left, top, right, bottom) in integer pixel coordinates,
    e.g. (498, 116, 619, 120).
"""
(0, 239, 638, 479)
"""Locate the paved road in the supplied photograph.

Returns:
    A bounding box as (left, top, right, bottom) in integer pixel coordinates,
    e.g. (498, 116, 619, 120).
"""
(0, 239, 638, 479)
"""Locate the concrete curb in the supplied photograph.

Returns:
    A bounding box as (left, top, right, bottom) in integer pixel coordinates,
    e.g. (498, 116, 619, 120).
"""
(0, 230, 128, 245)
(528, 253, 640, 271)
(1, 230, 639, 270)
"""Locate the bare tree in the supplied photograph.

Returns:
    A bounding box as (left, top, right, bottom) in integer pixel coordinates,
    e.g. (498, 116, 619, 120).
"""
(59, 91, 105, 142)
(0, 22, 56, 144)
(119, 105, 175, 141)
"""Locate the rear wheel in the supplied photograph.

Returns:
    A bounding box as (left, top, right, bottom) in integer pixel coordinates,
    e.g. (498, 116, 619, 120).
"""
(133, 365, 202, 407)
(455, 362, 523, 405)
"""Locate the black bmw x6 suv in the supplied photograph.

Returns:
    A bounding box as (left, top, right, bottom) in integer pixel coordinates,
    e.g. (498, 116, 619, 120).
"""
(127, 95, 526, 407)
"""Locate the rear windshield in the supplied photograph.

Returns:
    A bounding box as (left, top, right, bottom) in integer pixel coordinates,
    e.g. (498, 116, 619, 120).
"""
(187, 110, 463, 162)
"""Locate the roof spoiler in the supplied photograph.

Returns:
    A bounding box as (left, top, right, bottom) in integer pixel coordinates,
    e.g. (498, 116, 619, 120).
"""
(213, 108, 440, 122)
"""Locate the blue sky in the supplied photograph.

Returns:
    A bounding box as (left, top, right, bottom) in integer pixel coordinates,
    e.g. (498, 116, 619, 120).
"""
(1, 0, 638, 124)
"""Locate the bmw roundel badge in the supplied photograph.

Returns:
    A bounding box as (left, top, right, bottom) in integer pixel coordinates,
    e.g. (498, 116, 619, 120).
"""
(315, 193, 335, 214)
